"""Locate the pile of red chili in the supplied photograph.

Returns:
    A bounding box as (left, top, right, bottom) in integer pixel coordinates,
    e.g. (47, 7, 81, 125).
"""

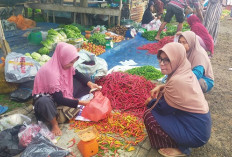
(137, 36, 174, 55)
(69, 112, 146, 156)
(96, 72, 156, 118)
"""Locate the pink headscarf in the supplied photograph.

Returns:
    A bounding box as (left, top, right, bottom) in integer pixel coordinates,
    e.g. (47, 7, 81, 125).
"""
(187, 14, 214, 55)
(158, 42, 209, 114)
(32, 42, 79, 99)
(180, 31, 214, 80)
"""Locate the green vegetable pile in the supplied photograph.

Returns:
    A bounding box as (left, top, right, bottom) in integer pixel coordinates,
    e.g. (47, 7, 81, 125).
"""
(142, 22, 190, 41)
(39, 24, 84, 55)
(125, 65, 164, 80)
(88, 33, 106, 46)
(142, 30, 166, 41)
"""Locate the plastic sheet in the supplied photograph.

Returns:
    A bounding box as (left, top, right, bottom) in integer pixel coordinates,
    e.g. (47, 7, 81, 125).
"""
(99, 33, 160, 70)
(0, 22, 59, 60)
(21, 133, 70, 157)
(0, 125, 25, 157)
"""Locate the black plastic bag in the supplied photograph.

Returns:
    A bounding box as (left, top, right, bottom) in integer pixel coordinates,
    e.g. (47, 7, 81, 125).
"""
(21, 133, 70, 157)
(0, 125, 24, 157)
(10, 80, 34, 102)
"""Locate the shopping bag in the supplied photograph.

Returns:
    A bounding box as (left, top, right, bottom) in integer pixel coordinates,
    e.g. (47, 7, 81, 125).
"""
(81, 91, 112, 122)
(5, 52, 41, 83)
(73, 50, 108, 82)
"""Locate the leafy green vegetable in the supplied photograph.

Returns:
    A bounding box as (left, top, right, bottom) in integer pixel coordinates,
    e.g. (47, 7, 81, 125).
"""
(38, 47, 50, 55)
(24, 53, 32, 58)
(39, 54, 51, 62)
(142, 30, 166, 41)
(31, 52, 42, 61)
(125, 65, 164, 80)
(88, 33, 106, 46)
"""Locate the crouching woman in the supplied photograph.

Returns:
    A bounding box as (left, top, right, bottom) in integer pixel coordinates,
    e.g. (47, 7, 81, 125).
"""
(144, 42, 211, 157)
(32, 42, 100, 136)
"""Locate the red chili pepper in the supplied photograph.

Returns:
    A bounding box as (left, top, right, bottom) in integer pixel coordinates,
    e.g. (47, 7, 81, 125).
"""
(67, 138, 76, 148)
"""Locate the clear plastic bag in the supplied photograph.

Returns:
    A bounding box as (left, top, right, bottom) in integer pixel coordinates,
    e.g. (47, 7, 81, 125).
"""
(18, 121, 55, 147)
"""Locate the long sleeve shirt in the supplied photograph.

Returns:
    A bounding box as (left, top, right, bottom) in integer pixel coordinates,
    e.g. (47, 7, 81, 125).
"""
(52, 70, 90, 108)
(192, 65, 214, 92)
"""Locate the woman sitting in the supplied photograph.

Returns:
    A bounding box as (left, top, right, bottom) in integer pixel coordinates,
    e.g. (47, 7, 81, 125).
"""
(187, 14, 214, 57)
(141, 2, 161, 31)
(144, 42, 211, 157)
(32, 42, 101, 136)
(178, 31, 214, 93)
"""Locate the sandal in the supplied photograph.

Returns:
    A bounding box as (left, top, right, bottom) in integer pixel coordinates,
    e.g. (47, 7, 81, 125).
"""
(158, 148, 186, 157)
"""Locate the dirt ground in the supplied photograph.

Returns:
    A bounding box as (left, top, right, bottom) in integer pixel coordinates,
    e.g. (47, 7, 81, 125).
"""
(188, 18, 232, 156)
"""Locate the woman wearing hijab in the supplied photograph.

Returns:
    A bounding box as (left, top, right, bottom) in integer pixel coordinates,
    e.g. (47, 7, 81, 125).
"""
(187, 14, 214, 56)
(178, 31, 214, 93)
(144, 42, 211, 157)
(142, 2, 161, 31)
(32, 42, 101, 136)
(203, 0, 222, 45)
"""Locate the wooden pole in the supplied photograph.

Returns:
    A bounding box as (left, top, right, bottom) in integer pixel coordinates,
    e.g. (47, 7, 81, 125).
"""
(73, 0, 77, 23)
(118, 0, 122, 25)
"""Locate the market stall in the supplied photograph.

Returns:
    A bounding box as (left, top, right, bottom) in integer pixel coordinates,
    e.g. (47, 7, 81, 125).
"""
(24, 0, 123, 26)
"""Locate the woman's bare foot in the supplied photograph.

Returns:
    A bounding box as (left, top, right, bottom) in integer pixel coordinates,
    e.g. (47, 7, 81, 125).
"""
(52, 124, 62, 136)
(50, 117, 62, 136)
(158, 148, 186, 157)
(155, 36, 160, 41)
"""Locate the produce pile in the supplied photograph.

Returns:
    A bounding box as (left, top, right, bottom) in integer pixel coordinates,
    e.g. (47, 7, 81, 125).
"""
(142, 30, 166, 41)
(69, 112, 146, 157)
(88, 33, 106, 46)
(96, 72, 156, 118)
(221, 9, 231, 19)
(105, 32, 124, 43)
(25, 52, 51, 66)
(81, 42, 105, 56)
(125, 66, 164, 80)
(39, 24, 84, 55)
(108, 25, 128, 36)
(138, 36, 174, 55)
(142, 22, 190, 41)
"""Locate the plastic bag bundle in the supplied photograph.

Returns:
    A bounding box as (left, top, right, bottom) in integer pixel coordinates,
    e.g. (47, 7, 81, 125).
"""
(7, 14, 36, 30)
(18, 121, 55, 147)
(21, 133, 70, 157)
(73, 50, 108, 82)
(5, 52, 41, 83)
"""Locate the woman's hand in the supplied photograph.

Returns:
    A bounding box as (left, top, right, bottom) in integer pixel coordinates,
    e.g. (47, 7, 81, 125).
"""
(87, 81, 101, 89)
(150, 84, 165, 98)
(79, 100, 90, 106)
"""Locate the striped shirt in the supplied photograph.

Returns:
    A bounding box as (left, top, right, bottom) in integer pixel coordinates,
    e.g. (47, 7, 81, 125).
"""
(169, 0, 200, 9)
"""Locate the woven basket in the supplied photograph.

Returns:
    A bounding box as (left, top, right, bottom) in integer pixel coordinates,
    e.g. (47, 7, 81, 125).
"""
(0, 63, 18, 94)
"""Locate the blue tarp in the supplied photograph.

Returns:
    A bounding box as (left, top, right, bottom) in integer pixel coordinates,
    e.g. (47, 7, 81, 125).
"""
(1, 23, 160, 69)
(99, 33, 159, 69)
(0, 22, 59, 61)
